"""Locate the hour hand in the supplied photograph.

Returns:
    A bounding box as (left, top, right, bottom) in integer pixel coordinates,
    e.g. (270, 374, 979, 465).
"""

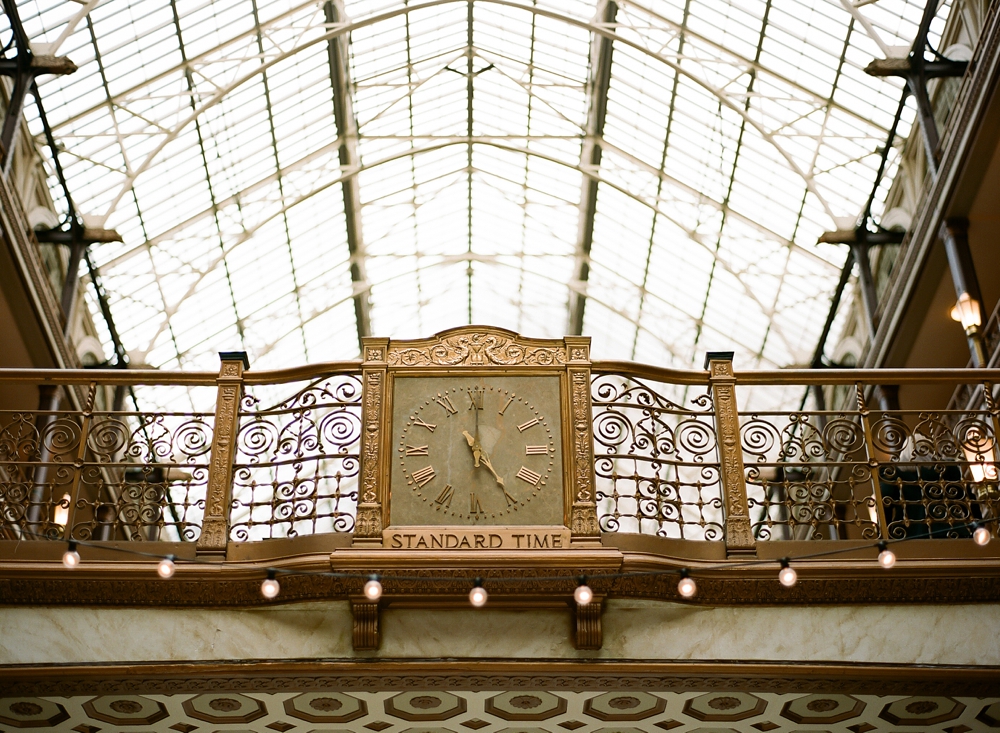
(461, 430, 482, 467)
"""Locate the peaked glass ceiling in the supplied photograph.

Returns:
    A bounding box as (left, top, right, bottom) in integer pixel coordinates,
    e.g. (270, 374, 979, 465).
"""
(12, 0, 945, 372)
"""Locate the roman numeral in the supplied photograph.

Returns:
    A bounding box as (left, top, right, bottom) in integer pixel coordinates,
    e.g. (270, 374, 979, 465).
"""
(412, 417, 436, 432)
(434, 393, 458, 415)
(501, 486, 517, 507)
(517, 466, 542, 486)
(517, 417, 540, 432)
(404, 445, 429, 456)
(525, 445, 548, 455)
(470, 493, 484, 517)
(467, 387, 484, 410)
(499, 395, 514, 415)
(411, 465, 436, 487)
(434, 484, 454, 508)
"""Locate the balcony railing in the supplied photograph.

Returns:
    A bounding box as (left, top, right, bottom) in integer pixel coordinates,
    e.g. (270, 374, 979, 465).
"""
(2, 360, 998, 554)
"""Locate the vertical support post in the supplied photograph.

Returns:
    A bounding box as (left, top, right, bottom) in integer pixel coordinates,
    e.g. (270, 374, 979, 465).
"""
(63, 383, 97, 538)
(197, 351, 248, 556)
(850, 243, 880, 339)
(706, 352, 755, 556)
(355, 337, 388, 545)
(981, 382, 1000, 506)
(566, 336, 600, 542)
(856, 383, 890, 539)
(942, 218, 988, 367)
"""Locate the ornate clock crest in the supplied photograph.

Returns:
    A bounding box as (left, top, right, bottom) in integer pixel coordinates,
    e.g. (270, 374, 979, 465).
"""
(353, 326, 599, 547)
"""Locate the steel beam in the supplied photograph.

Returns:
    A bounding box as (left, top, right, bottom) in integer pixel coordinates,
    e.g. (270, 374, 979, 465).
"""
(568, 0, 617, 335)
(325, 0, 371, 346)
(0, 0, 76, 174)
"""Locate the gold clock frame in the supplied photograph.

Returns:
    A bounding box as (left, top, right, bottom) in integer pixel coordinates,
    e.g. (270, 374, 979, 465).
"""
(353, 326, 600, 546)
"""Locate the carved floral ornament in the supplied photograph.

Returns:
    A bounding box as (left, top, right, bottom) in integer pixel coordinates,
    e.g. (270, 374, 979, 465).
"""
(387, 331, 568, 367)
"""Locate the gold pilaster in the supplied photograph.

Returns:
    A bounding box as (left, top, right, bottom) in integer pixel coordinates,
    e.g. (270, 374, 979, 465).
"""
(355, 338, 388, 545)
(707, 353, 755, 557)
(196, 352, 247, 556)
(566, 337, 599, 541)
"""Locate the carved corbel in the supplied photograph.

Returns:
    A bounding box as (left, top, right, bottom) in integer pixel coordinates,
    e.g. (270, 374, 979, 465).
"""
(574, 600, 602, 650)
(352, 600, 380, 650)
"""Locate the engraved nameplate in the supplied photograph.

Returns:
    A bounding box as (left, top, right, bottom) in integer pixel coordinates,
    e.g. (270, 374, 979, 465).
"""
(382, 526, 571, 550)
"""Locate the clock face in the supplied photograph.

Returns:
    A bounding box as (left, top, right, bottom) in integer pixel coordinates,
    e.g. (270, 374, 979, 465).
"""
(388, 375, 564, 526)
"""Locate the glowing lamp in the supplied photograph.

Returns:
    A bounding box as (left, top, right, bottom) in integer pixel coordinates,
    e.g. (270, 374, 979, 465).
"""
(951, 292, 982, 333)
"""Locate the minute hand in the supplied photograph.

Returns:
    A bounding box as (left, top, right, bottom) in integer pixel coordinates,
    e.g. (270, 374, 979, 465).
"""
(478, 452, 504, 487)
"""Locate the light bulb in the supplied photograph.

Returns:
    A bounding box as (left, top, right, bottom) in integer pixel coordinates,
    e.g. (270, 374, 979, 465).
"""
(62, 542, 80, 569)
(261, 572, 280, 599)
(469, 581, 488, 608)
(157, 557, 176, 579)
(778, 562, 797, 588)
(364, 576, 383, 601)
(974, 525, 991, 546)
(877, 542, 896, 569)
(574, 581, 593, 606)
(677, 571, 697, 598)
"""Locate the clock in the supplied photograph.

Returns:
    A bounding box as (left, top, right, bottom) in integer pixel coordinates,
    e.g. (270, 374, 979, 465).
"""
(388, 375, 565, 526)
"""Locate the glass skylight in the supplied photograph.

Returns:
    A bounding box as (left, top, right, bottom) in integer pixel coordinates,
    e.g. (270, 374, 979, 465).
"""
(10, 0, 945, 375)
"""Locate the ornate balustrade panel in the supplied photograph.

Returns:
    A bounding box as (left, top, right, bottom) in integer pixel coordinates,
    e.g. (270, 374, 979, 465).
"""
(874, 408, 999, 539)
(739, 408, 880, 541)
(591, 375, 724, 540)
(0, 407, 211, 541)
(230, 374, 363, 541)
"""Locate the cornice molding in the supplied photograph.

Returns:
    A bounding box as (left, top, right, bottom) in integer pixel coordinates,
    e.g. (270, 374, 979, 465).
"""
(1, 659, 998, 696)
(1, 542, 998, 607)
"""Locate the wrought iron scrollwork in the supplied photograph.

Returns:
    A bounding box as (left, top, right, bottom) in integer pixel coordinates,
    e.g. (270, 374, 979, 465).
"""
(230, 375, 363, 540)
(875, 410, 998, 540)
(0, 408, 211, 541)
(741, 410, 879, 541)
(591, 375, 723, 540)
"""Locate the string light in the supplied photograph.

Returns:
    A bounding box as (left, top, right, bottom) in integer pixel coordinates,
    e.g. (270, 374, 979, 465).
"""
(30, 517, 999, 601)
(973, 524, 992, 547)
(778, 558, 797, 587)
(677, 569, 697, 598)
(157, 555, 176, 579)
(469, 578, 488, 607)
(261, 570, 280, 599)
(364, 575, 383, 601)
(877, 541, 896, 569)
(62, 541, 80, 569)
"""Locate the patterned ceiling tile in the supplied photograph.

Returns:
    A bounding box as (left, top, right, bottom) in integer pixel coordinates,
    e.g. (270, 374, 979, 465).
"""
(1, 688, 999, 732)
(684, 693, 767, 722)
(583, 692, 666, 721)
(461, 719, 491, 729)
(284, 692, 367, 723)
(781, 695, 865, 724)
(485, 693, 567, 721)
(182, 694, 267, 724)
(386, 692, 467, 721)
(653, 722, 683, 731)
(879, 697, 965, 726)
(81, 695, 167, 726)
(0, 697, 70, 728)
(979, 701, 1000, 727)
